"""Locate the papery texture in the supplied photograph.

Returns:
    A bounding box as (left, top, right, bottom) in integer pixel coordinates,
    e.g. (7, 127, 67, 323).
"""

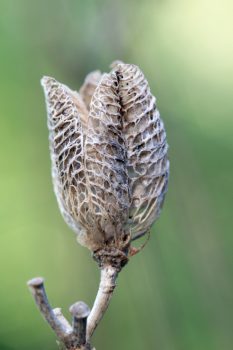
(41, 77, 89, 247)
(42, 63, 169, 251)
(115, 64, 169, 239)
(79, 70, 102, 111)
(85, 72, 130, 247)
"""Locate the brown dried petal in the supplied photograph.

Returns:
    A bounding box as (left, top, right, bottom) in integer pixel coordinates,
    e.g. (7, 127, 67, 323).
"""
(79, 70, 103, 111)
(42, 63, 169, 252)
(114, 63, 169, 239)
(41, 76, 91, 247)
(85, 72, 130, 247)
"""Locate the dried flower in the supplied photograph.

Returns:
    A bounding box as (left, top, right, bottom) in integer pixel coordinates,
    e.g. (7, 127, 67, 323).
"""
(41, 62, 169, 267)
(28, 62, 169, 350)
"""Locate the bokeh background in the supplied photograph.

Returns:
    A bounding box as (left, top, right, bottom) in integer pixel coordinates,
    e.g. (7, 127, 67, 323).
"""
(0, 0, 233, 349)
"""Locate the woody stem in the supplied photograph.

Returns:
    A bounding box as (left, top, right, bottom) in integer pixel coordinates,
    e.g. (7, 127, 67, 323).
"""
(86, 265, 118, 340)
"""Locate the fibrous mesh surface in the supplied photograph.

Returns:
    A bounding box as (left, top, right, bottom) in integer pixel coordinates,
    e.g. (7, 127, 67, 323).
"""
(85, 73, 130, 245)
(79, 70, 102, 111)
(116, 64, 169, 238)
(41, 77, 90, 246)
(42, 63, 169, 251)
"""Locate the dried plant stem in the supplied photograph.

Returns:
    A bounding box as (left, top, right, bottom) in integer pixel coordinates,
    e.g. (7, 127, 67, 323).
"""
(27, 277, 91, 350)
(70, 302, 90, 346)
(27, 266, 118, 349)
(33, 61, 169, 350)
(27, 278, 71, 339)
(87, 265, 118, 340)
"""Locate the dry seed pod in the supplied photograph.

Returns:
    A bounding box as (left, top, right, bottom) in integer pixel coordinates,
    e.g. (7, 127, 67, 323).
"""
(30, 63, 169, 350)
(79, 70, 102, 111)
(85, 72, 130, 247)
(41, 77, 89, 244)
(115, 63, 169, 239)
(41, 62, 169, 258)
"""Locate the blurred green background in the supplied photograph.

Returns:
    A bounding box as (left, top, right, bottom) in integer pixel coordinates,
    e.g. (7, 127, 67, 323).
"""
(0, 0, 232, 349)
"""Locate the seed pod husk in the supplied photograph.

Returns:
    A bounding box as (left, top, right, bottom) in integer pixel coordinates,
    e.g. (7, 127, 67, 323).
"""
(41, 62, 169, 260)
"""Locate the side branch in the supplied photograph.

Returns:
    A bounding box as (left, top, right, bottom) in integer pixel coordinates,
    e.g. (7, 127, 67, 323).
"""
(70, 302, 90, 346)
(27, 277, 91, 350)
(27, 277, 71, 339)
(28, 261, 122, 348)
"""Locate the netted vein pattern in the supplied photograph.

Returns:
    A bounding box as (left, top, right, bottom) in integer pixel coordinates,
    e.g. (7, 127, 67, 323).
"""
(79, 70, 102, 111)
(116, 64, 169, 238)
(41, 77, 89, 246)
(42, 63, 169, 251)
(85, 73, 130, 245)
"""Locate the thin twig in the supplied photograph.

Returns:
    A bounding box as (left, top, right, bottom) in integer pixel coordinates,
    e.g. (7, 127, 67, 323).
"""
(28, 277, 93, 350)
(28, 268, 118, 349)
(54, 308, 73, 333)
(86, 265, 118, 340)
(69, 301, 90, 346)
(27, 277, 71, 339)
